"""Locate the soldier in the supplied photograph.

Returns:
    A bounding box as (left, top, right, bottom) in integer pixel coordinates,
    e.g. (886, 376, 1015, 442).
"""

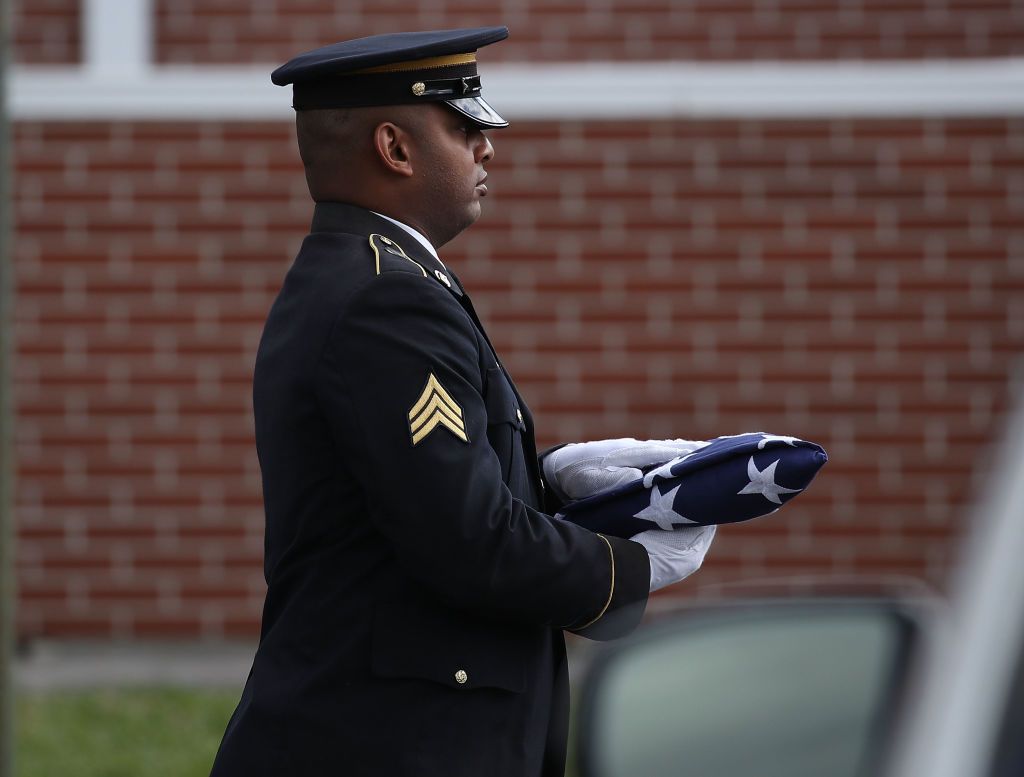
(210, 27, 713, 777)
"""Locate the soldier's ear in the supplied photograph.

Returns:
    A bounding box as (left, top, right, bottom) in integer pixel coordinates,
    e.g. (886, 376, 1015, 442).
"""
(373, 121, 415, 178)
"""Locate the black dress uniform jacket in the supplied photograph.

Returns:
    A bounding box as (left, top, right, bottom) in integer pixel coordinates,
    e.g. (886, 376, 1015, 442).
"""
(210, 203, 650, 777)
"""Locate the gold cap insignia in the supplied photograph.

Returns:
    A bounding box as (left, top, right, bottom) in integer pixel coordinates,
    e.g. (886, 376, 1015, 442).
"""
(408, 373, 468, 446)
(411, 82, 426, 96)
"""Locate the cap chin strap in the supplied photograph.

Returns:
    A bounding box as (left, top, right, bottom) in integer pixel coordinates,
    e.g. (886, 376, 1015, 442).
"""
(413, 74, 482, 98)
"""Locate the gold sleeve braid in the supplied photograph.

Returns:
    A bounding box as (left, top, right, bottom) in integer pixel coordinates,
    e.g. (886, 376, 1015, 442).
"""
(574, 533, 615, 631)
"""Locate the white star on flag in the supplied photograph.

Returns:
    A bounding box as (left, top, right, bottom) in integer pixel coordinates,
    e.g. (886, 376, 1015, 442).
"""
(642, 457, 684, 488)
(737, 456, 801, 505)
(757, 434, 803, 449)
(633, 483, 694, 530)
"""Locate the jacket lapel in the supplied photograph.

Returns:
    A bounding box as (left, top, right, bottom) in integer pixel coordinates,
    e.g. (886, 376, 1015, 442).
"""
(446, 272, 543, 498)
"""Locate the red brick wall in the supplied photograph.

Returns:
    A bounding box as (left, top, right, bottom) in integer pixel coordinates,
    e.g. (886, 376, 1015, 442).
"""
(11, 2, 1024, 639)
(154, 0, 1024, 64)
(16, 0, 1024, 68)
(13, 122, 298, 638)
(11, 0, 80, 64)
(14, 116, 1024, 639)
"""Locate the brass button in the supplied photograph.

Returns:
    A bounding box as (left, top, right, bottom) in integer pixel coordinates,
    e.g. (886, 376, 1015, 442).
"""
(454, 669, 468, 685)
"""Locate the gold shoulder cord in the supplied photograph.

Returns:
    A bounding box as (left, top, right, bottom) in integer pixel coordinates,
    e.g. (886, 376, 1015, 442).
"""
(369, 234, 427, 277)
(575, 534, 615, 630)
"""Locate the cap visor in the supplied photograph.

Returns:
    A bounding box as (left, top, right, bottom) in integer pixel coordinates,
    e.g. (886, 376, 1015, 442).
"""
(444, 96, 508, 128)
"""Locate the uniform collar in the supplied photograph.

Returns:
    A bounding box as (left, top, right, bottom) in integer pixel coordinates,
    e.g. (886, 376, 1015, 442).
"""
(370, 210, 447, 269)
(310, 201, 464, 297)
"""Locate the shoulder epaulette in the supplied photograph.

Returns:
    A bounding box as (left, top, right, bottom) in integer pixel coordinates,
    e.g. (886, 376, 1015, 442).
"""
(368, 234, 427, 277)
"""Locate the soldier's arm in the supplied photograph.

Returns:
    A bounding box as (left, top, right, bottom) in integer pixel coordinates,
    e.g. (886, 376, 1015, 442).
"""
(316, 267, 649, 639)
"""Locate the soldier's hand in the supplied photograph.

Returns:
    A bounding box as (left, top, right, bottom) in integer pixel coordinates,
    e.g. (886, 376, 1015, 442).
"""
(630, 525, 717, 592)
(541, 438, 706, 502)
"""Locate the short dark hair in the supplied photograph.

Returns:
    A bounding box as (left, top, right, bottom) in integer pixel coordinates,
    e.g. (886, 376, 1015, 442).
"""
(295, 108, 355, 170)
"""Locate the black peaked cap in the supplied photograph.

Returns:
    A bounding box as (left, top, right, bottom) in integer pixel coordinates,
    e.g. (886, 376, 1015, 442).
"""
(271, 27, 510, 128)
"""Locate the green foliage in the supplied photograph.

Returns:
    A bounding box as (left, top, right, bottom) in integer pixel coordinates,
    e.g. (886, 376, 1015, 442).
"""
(15, 688, 238, 777)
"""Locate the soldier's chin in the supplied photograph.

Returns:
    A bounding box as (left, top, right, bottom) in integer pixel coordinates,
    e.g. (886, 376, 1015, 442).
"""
(437, 207, 481, 247)
(465, 201, 483, 225)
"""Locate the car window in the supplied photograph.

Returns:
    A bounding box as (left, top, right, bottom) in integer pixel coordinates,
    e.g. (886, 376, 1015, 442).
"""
(584, 608, 910, 777)
(990, 631, 1024, 777)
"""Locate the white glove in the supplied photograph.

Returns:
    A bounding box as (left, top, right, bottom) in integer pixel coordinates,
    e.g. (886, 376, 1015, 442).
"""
(631, 525, 716, 592)
(542, 438, 707, 501)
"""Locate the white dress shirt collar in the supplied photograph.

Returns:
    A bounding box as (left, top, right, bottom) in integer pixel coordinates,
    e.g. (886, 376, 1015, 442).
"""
(371, 211, 445, 267)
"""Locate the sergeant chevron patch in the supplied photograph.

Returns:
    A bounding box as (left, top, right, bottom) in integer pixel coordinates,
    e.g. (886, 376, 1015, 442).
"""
(408, 373, 469, 446)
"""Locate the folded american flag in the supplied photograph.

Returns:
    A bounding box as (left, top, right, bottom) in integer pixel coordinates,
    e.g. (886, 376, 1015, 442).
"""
(558, 433, 827, 539)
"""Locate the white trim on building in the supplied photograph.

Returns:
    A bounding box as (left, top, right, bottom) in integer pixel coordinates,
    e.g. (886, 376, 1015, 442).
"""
(83, 0, 152, 78)
(9, 59, 1024, 121)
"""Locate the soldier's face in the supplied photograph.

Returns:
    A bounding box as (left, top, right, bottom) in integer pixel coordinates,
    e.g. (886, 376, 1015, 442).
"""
(411, 104, 495, 247)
